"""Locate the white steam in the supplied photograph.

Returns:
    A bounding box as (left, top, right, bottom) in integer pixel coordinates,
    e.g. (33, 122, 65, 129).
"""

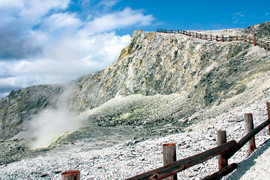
(27, 85, 81, 149)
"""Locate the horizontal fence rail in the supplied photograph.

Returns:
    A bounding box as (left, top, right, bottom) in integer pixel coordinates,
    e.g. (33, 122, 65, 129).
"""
(126, 102, 270, 180)
(126, 141, 237, 180)
(201, 163, 238, 180)
(62, 102, 270, 179)
(223, 117, 270, 160)
(157, 29, 270, 51)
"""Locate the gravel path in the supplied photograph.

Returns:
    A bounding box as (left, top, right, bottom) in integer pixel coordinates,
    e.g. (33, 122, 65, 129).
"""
(0, 96, 270, 179)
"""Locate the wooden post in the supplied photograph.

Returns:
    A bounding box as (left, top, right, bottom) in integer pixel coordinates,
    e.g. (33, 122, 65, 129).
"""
(236, 35, 238, 40)
(217, 130, 228, 170)
(196, 33, 197, 38)
(210, 35, 212, 41)
(244, 113, 256, 155)
(216, 36, 218, 42)
(267, 102, 270, 135)
(205, 34, 207, 40)
(200, 34, 201, 39)
(127, 140, 236, 180)
(222, 35, 224, 42)
(61, 170, 80, 180)
(163, 143, 177, 180)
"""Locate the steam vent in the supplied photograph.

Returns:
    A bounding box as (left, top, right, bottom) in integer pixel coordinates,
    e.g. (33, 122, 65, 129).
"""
(1, 21, 270, 179)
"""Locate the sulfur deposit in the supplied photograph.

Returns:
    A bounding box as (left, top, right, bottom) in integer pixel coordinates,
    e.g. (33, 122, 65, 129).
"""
(0, 22, 270, 179)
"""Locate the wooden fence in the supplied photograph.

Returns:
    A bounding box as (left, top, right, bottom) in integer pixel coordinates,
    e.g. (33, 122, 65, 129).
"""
(126, 102, 270, 180)
(61, 102, 270, 180)
(157, 29, 270, 52)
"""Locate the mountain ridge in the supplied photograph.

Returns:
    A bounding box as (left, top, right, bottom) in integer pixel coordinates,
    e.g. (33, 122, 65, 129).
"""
(0, 22, 270, 149)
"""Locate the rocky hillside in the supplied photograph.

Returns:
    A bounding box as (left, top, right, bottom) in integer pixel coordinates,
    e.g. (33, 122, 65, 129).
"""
(0, 22, 270, 146)
(0, 84, 66, 139)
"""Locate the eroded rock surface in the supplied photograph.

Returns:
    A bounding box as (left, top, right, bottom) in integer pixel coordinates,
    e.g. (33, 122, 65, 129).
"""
(0, 22, 270, 149)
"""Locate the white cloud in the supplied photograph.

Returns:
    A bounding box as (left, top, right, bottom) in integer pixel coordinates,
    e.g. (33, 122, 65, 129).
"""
(43, 12, 82, 29)
(78, 7, 154, 35)
(233, 19, 239, 23)
(98, 0, 120, 9)
(0, 32, 131, 88)
(0, 0, 154, 98)
(231, 12, 245, 24)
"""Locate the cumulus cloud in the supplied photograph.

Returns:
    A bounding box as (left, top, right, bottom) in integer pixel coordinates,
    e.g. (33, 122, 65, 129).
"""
(79, 7, 154, 35)
(0, 0, 70, 60)
(0, 0, 155, 98)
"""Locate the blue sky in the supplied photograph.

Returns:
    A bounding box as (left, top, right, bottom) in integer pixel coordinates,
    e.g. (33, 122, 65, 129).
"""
(0, 0, 269, 98)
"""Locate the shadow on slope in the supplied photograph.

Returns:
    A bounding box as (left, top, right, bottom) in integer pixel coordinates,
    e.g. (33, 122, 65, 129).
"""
(224, 139, 270, 179)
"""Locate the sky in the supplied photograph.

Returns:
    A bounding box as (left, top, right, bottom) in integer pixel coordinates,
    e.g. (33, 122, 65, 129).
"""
(0, 0, 269, 98)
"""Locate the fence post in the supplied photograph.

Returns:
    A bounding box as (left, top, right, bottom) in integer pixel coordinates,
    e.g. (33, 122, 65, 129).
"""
(205, 34, 207, 40)
(163, 143, 177, 180)
(222, 35, 224, 42)
(61, 170, 80, 180)
(236, 35, 238, 40)
(216, 36, 218, 42)
(210, 35, 212, 41)
(244, 113, 256, 155)
(217, 130, 228, 170)
(267, 102, 270, 135)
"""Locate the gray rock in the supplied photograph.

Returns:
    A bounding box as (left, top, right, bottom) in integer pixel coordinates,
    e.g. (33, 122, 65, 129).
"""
(0, 21, 270, 152)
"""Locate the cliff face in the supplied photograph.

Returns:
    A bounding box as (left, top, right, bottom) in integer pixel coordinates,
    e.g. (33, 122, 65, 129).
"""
(0, 85, 66, 139)
(1, 22, 270, 141)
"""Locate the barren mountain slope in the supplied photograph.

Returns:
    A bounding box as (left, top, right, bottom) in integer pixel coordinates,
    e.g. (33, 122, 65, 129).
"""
(0, 22, 270, 149)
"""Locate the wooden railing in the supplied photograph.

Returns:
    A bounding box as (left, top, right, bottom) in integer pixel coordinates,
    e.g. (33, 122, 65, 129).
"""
(60, 103, 270, 180)
(157, 29, 270, 51)
(126, 102, 270, 180)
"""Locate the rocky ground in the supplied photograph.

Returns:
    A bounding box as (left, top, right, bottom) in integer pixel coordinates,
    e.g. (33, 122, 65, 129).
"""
(0, 88, 269, 179)
(2, 21, 270, 144)
(1, 22, 270, 179)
